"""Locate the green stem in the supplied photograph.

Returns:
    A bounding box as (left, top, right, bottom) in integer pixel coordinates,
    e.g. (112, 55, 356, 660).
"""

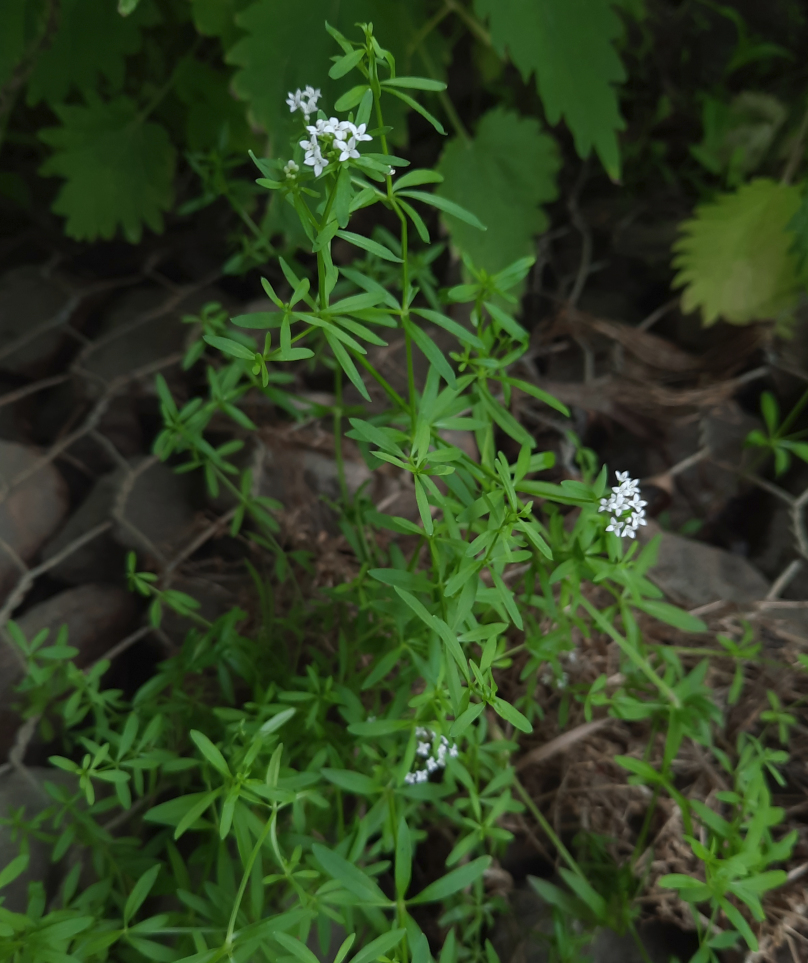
(777, 385, 808, 438)
(581, 598, 681, 709)
(137, 37, 201, 125)
(417, 43, 471, 144)
(226, 810, 275, 948)
(334, 365, 349, 504)
(514, 778, 584, 879)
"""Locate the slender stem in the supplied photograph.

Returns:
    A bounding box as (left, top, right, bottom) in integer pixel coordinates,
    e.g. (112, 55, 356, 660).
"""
(137, 37, 201, 125)
(226, 810, 275, 948)
(417, 43, 471, 144)
(781, 96, 808, 185)
(581, 598, 681, 708)
(333, 365, 349, 504)
(514, 778, 583, 878)
(777, 385, 808, 438)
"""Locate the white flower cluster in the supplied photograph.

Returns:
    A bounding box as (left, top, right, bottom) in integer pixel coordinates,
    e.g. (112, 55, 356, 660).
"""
(299, 116, 372, 177)
(404, 727, 458, 785)
(598, 471, 647, 539)
(285, 86, 321, 120)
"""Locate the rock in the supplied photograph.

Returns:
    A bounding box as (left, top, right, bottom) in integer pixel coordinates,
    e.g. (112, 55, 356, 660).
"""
(639, 521, 769, 607)
(113, 459, 198, 561)
(490, 883, 698, 963)
(13, 583, 135, 664)
(79, 286, 228, 395)
(40, 472, 125, 585)
(0, 265, 75, 376)
(0, 441, 69, 600)
(0, 585, 136, 757)
(0, 766, 77, 912)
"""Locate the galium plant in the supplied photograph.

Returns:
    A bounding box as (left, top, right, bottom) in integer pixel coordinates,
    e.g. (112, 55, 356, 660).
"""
(0, 24, 802, 963)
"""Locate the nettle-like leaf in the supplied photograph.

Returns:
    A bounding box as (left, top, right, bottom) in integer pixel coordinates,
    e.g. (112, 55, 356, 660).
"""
(227, 0, 431, 145)
(0, 0, 40, 88)
(672, 178, 806, 326)
(788, 185, 808, 274)
(173, 56, 255, 152)
(190, 0, 253, 48)
(474, 0, 625, 180)
(26, 0, 152, 106)
(39, 97, 176, 243)
(436, 107, 559, 273)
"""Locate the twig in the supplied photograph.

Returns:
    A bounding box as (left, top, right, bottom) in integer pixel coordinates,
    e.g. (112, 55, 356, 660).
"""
(781, 96, 808, 186)
(767, 559, 803, 600)
(638, 296, 679, 332)
(567, 160, 593, 308)
(0, 521, 112, 630)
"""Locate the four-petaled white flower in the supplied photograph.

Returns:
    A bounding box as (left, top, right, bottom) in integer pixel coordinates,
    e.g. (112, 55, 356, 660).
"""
(294, 105, 373, 178)
(598, 471, 647, 539)
(335, 135, 360, 162)
(286, 86, 321, 119)
(405, 727, 458, 784)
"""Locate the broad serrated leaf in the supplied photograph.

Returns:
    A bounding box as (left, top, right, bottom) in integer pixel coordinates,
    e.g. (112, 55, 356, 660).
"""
(27, 0, 149, 106)
(436, 108, 558, 273)
(0, 0, 40, 89)
(672, 178, 806, 326)
(174, 56, 254, 152)
(39, 97, 176, 243)
(228, 1, 433, 147)
(474, 0, 625, 179)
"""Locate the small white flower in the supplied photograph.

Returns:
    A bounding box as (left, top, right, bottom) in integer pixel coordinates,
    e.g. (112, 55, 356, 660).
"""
(302, 141, 327, 177)
(351, 122, 372, 142)
(283, 160, 299, 179)
(286, 89, 304, 113)
(388, 168, 396, 176)
(416, 741, 431, 758)
(335, 135, 360, 162)
(601, 472, 646, 539)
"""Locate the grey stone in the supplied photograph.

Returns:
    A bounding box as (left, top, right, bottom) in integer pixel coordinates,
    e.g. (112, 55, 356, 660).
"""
(0, 766, 77, 912)
(13, 583, 135, 663)
(79, 286, 228, 395)
(0, 441, 69, 600)
(113, 459, 198, 561)
(40, 472, 125, 584)
(0, 584, 136, 758)
(0, 266, 74, 376)
(639, 521, 769, 607)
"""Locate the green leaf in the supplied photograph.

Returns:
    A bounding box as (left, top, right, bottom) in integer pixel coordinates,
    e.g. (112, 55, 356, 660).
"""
(274, 932, 321, 963)
(436, 108, 558, 273)
(204, 335, 257, 360)
(474, 0, 625, 179)
(39, 97, 175, 243)
(395, 815, 412, 899)
(229, 1, 431, 145)
(672, 178, 806, 326)
(27, 0, 147, 106)
(312, 844, 390, 904)
(124, 865, 161, 925)
(0, 0, 36, 89)
(491, 696, 532, 733)
(0, 853, 29, 890)
(450, 703, 485, 739)
(321, 769, 379, 795)
(349, 929, 407, 963)
(382, 76, 446, 91)
(174, 56, 254, 152)
(125, 937, 177, 962)
(404, 320, 455, 387)
(336, 230, 403, 262)
(324, 331, 371, 402)
(190, 730, 232, 778)
(633, 599, 706, 633)
(409, 856, 491, 904)
(399, 190, 486, 231)
(787, 186, 808, 273)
